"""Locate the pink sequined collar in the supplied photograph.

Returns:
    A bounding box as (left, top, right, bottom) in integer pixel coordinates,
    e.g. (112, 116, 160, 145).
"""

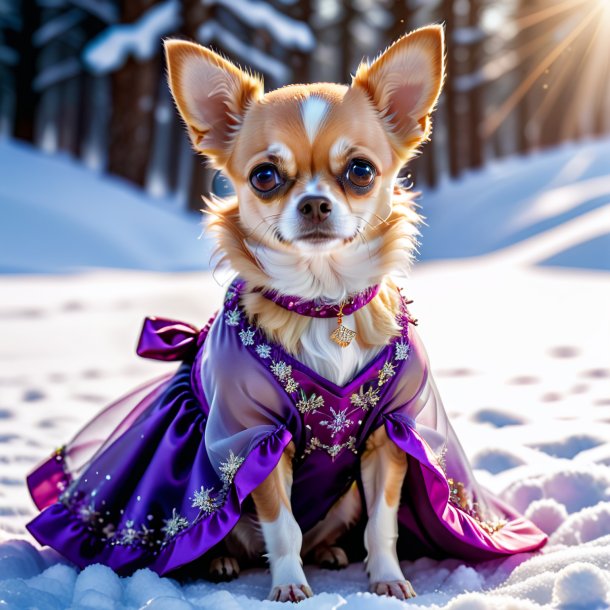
(259, 285, 380, 318)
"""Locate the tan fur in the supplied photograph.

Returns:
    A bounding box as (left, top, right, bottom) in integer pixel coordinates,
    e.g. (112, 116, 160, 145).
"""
(250, 442, 295, 522)
(361, 426, 408, 505)
(361, 426, 412, 595)
(352, 26, 445, 160)
(164, 40, 264, 165)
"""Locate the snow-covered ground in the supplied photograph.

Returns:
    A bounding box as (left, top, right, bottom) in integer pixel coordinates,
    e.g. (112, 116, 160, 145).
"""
(0, 138, 609, 609)
(0, 139, 212, 274)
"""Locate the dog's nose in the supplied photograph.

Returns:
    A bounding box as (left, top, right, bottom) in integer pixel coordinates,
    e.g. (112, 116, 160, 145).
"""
(297, 196, 332, 223)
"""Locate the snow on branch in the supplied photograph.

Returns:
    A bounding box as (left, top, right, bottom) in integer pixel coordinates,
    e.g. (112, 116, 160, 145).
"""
(198, 20, 290, 83)
(33, 57, 81, 91)
(83, 0, 180, 75)
(204, 0, 315, 52)
(33, 8, 84, 47)
(68, 0, 118, 24)
(455, 51, 519, 93)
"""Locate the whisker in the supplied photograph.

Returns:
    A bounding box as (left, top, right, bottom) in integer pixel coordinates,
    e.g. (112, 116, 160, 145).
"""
(241, 213, 282, 240)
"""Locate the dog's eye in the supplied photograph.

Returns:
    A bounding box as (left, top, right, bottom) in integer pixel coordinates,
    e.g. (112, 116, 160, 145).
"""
(250, 164, 282, 194)
(346, 159, 376, 191)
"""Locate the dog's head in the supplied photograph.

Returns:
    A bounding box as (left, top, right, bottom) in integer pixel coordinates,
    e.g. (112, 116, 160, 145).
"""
(165, 27, 444, 297)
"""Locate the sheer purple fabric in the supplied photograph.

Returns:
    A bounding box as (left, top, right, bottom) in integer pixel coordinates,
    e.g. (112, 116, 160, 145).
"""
(26, 279, 546, 576)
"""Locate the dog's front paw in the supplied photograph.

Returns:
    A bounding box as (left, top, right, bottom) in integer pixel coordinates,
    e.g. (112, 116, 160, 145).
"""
(208, 556, 240, 582)
(371, 580, 417, 600)
(314, 545, 348, 570)
(268, 584, 314, 602)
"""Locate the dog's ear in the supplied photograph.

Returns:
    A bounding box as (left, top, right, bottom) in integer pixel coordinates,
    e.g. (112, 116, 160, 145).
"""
(351, 25, 445, 156)
(164, 39, 264, 167)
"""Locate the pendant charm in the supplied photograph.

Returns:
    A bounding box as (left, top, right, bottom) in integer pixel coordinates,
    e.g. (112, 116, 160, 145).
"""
(330, 304, 356, 347)
(330, 324, 357, 347)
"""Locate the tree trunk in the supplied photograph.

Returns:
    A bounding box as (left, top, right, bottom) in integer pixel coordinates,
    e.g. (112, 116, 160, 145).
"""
(467, 0, 483, 169)
(12, 0, 40, 142)
(182, 0, 215, 211)
(107, 0, 159, 187)
(287, 0, 311, 85)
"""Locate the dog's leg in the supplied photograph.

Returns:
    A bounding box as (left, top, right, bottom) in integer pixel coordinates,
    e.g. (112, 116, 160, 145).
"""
(360, 426, 416, 600)
(207, 554, 240, 582)
(302, 482, 362, 570)
(250, 442, 313, 602)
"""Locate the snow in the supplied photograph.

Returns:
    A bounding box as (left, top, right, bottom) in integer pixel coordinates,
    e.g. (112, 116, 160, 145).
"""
(552, 563, 609, 609)
(203, 0, 315, 52)
(0, 137, 609, 607)
(419, 137, 610, 270)
(198, 21, 290, 83)
(32, 9, 85, 48)
(83, 0, 314, 78)
(0, 139, 212, 273)
(33, 57, 81, 92)
(524, 499, 568, 536)
(69, 0, 118, 25)
(83, 1, 180, 75)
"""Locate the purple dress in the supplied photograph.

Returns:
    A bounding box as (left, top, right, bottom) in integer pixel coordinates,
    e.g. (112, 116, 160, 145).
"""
(26, 279, 546, 576)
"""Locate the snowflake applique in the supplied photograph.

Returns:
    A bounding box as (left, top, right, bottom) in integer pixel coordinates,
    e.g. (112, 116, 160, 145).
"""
(270, 361, 292, 382)
(394, 340, 410, 361)
(218, 450, 245, 485)
(102, 523, 116, 540)
(78, 502, 99, 524)
(378, 361, 396, 385)
(191, 486, 218, 516)
(137, 523, 155, 547)
(256, 344, 272, 359)
(436, 446, 448, 475)
(350, 386, 380, 411)
(296, 391, 324, 414)
(327, 444, 343, 458)
(320, 407, 353, 437)
(303, 435, 357, 459)
(224, 308, 241, 326)
(117, 520, 140, 545)
(161, 508, 189, 539)
(284, 378, 299, 393)
(239, 327, 256, 346)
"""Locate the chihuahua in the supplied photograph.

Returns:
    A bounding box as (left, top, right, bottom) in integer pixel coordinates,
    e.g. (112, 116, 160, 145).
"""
(165, 26, 445, 602)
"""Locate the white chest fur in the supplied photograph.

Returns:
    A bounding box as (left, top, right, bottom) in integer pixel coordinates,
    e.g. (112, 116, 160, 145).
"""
(296, 314, 383, 387)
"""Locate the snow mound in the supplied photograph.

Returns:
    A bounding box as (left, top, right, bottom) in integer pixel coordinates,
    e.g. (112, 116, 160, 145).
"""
(0, 139, 211, 274)
(419, 136, 610, 270)
(524, 499, 568, 536)
(124, 569, 183, 606)
(28, 564, 77, 607)
(447, 594, 542, 610)
(550, 503, 610, 546)
(472, 448, 525, 474)
(73, 565, 122, 605)
(502, 465, 610, 514)
(551, 563, 610, 609)
(0, 539, 49, 579)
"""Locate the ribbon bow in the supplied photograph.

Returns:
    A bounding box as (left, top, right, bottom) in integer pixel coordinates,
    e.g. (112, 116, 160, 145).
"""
(136, 317, 201, 362)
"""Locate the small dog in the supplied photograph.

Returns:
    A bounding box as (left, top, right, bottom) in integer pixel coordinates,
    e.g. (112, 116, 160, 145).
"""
(25, 24, 546, 597)
(165, 27, 444, 601)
